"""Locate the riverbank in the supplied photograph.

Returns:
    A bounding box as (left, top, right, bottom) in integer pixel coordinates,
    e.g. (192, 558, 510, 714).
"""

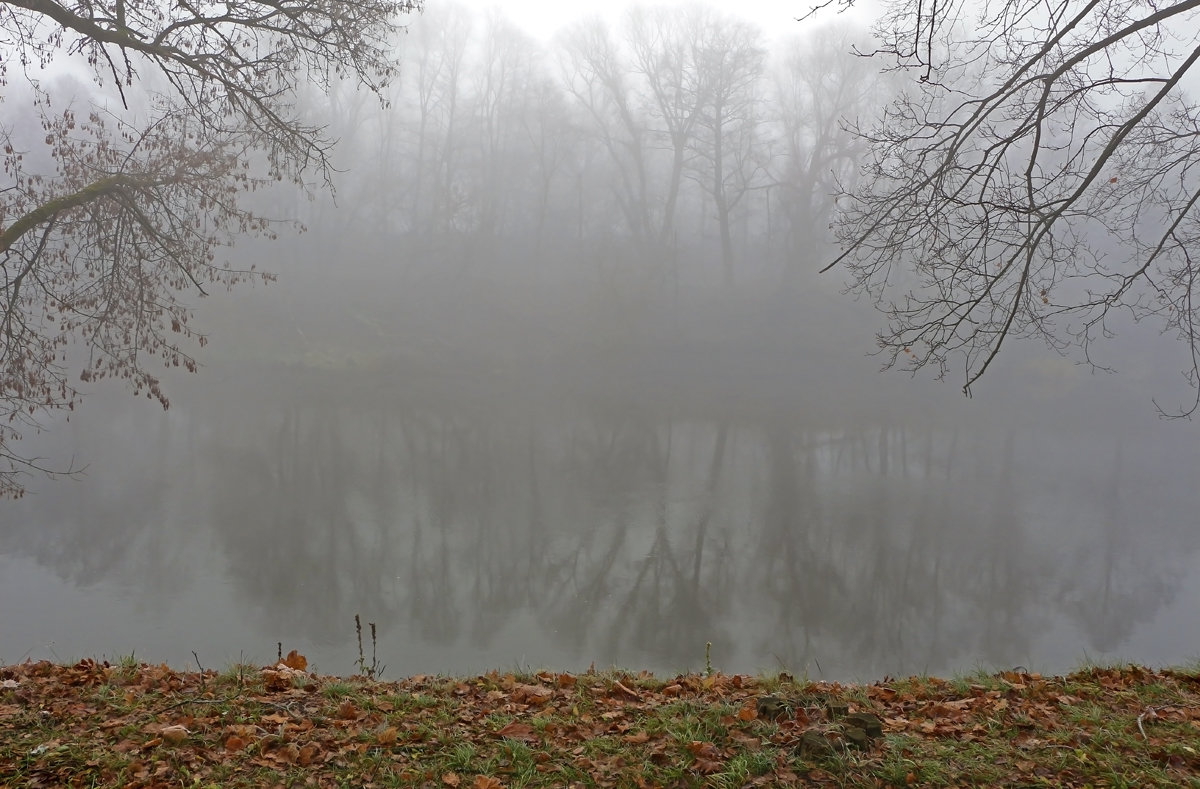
(2, 657, 1198, 787)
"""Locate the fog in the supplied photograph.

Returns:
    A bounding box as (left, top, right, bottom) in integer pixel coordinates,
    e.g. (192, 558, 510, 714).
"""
(3, 2, 1199, 679)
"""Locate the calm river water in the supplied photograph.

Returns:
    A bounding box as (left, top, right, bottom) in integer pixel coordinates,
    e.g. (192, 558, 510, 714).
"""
(3, 359, 1198, 680)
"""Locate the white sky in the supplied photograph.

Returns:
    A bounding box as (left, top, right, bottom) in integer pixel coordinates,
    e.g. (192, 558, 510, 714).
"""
(445, 0, 865, 42)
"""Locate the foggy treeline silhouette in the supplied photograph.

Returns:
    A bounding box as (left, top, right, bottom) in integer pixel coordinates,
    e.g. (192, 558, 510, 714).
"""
(210, 1, 1179, 415)
(19, 1, 1176, 417)
(283, 3, 881, 284)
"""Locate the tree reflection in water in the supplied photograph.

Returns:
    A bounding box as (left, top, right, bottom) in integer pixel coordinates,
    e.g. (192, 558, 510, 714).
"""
(3, 393, 1198, 678)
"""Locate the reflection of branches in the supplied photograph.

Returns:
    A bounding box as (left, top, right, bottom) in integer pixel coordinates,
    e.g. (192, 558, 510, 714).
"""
(607, 525, 732, 667)
(756, 424, 1043, 675)
(205, 405, 400, 644)
(405, 520, 460, 644)
(0, 397, 186, 597)
(1057, 441, 1179, 651)
(9, 392, 1198, 677)
(597, 423, 734, 667)
(543, 520, 630, 656)
(755, 422, 849, 669)
(959, 433, 1040, 662)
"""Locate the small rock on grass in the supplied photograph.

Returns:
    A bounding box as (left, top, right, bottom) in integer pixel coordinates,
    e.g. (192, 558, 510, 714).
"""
(844, 712, 883, 737)
(798, 730, 836, 758)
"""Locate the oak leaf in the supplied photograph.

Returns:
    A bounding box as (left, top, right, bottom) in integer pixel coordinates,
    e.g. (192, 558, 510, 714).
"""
(473, 777, 504, 789)
(281, 650, 308, 671)
(513, 684, 553, 705)
(496, 721, 537, 742)
(262, 669, 290, 692)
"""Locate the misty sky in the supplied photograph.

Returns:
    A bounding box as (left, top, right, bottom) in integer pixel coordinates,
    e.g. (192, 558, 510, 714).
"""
(448, 0, 863, 41)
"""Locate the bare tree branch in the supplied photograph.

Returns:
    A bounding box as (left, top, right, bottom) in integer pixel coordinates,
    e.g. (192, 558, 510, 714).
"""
(826, 0, 1200, 414)
(0, 0, 419, 495)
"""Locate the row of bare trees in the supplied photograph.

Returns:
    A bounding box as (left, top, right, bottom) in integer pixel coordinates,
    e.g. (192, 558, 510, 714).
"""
(300, 4, 891, 285)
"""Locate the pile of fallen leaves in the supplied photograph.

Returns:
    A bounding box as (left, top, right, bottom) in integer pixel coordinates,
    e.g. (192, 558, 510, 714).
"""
(2, 655, 1198, 787)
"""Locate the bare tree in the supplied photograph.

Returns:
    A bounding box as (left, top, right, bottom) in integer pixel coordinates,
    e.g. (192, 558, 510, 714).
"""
(625, 4, 709, 244)
(472, 11, 539, 240)
(770, 25, 886, 271)
(557, 18, 654, 241)
(824, 0, 1200, 414)
(399, 3, 473, 235)
(0, 0, 417, 496)
(686, 13, 766, 286)
(520, 72, 577, 259)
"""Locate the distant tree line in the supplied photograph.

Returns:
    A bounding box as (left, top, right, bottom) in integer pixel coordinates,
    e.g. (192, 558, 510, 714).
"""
(294, 4, 891, 286)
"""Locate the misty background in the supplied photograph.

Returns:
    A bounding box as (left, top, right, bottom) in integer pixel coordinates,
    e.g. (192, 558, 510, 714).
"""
(3, 1, 1199, 679)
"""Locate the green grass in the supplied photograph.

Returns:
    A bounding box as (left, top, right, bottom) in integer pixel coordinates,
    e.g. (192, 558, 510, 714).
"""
(3, 659, 1200, 787)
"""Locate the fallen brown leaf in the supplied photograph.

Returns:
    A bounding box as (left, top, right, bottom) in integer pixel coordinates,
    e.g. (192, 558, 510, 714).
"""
(497, 721, 538, 742)
(262, 670, 290, 692)
(513, 684, 553, 705)
(281, 650, 307, 671)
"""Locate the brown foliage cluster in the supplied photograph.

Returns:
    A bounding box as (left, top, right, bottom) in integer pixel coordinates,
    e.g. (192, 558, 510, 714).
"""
(1, 97, 273, 497)
(0, 0, 419, 495)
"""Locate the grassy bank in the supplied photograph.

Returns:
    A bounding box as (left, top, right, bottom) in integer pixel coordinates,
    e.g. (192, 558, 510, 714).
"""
(2, 657, 1198, 787)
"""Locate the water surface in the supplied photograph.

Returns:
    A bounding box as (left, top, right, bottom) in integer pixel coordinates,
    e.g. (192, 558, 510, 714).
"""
(4, 362, 1197, 680)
